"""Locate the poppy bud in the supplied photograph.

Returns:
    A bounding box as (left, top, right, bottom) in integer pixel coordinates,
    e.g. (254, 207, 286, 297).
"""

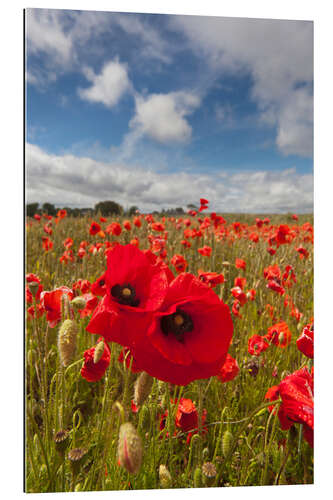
(222, 430, 233, 458)
(58, 319, 78, 367)
(222, 261, 231, 267)
(71, 296, 87, 310)
(68, 448, 88, 476)
(93, 340, 105, 364)
(134, 371, 154, 407)
(53, 429, 70, 456)
(159, 464, 172, 488)
(28, 281, 40, 297)
(202, 462, 216, 486)
(118, 422, 143, 474)
(193, 467, 202, 488)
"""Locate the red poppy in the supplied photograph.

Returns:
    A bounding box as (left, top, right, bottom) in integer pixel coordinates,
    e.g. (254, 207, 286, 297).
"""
(265, 322, 291, 348)
(100, 217, 107, 222)
(79, 293, 99, 318)
(63, 237, 73, 249)
(265, 367, 313, 447)
(175, 398, 207, 435)
(231, 286, 247, 306)
(267, 247, 276, 256)
(266, 279, 285, 295)
(248, 334, 270, 356)
(91, 273, 107, 296)
(200, 198, 209, 206)
(296, 322, 314, 359)
(123, 220, 131, 231)
(247, 288, 256, 301)
(106, 222, 122, 236)
(40, 286, 74, 328)
(170, 254, 188, 273)
(26, 273, 43, 303)
(292, 214, 299, 221)
(151, 222, 165, 232)
(86, 244, 169, 347)
(81, 338, 111, 382)
(198, 246, 212, 257)
(42, 237, 53, 252)
(43, 223, 52, 235)
(118, 347, 142, 373)
(235, 258, 246, 270)
(89, 221, 101, 235)
(234, 276, 246, 289)
(133, 216, 142, 228)
(295, 246, 309, 259)
(198, 270, 224, 288)
(57, 209, 67, 219)
(217, 353, 239, 382)
(129, 273, 233, 385)
(33, 214, 41, 221)
(264, 265, 281, 282)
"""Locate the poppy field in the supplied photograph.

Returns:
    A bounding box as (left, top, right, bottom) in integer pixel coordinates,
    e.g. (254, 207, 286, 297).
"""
(25, 202, 314, 492)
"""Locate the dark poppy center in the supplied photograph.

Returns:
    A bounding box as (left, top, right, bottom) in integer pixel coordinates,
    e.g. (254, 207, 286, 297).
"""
(111, 283, 140, 307)
(160, 309, 193, 342)
(99, 279, 105, 286)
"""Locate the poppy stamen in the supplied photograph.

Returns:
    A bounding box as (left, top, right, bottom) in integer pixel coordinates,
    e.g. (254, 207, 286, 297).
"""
(111, 284, 140, 307)
(160, 309, 193, 342)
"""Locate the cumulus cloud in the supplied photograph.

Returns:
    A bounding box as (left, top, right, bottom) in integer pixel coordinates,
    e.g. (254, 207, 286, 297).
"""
(130, 91, 201, 144)
(170, 16, 313, 157)
(26, 143, 313, 213)
(78, 60, 131, 108)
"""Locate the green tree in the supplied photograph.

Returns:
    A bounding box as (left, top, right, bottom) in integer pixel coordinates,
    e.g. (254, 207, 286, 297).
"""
(26, 203, 39, 217)
(94, 200, 123, 216)
(42, 202, 57, 216)
(128, 206, 139, 216)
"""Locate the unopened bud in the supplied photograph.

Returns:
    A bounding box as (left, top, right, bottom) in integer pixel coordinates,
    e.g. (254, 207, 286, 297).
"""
(58, 319, 78, 367)
(193, 466, 202, 488)
(202, 462, 217, 486)
(71, 296, 87, 310)
(118, 422, 143, 474)
(28, 281, 40, 297)
(159, 464, 172, 488)
(222, 430, 233, 458)
(134, 371, 154, 407)
(93, 340, 105, 364)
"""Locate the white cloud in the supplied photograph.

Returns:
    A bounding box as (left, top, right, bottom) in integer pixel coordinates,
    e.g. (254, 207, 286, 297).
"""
(170, 16, 313, 157)
(130, 91, 200, 144)
(78, 60, 131, 108)
(26, 143, 313, 213)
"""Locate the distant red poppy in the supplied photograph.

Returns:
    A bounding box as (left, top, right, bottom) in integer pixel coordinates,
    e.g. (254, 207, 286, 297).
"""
(231, 286, 247, 306)
(170, 254, 188, 273)
(175, 398, 207, 437)
(292, 214, 299, 221)
(151, 222, 165, 232)
(123, 220, 131, 231)
(43, 223, 52, 235)
(198, 270, 224, 288)
(295, 246, 309, 259)
(63, 237, 73, 249)
(106, 222, 122, 236)
(89, 221, 101, 235)
(79, 293, 99, 318)
(296, 322, 314, 358)
(217, 353, 239, 382)
(33, 214, 41, 221)
(100, 217, 107, 222)
(133, 216, 142, 228)
(42, 237, 53, 252)
(265, 367, 313, 447)
(267, 247, 276, 256)
(264, 265, 281, 282)
(265, 322, 291, 348)
(57, 209, 67, 219)
(234, 276, 246, 290)
(198, 246, 212, 257)
(266, 279, 285, 295)
(235, 258, 246, 270)
(248, 334, 270, 356)
(200, 198, 209, 205)
(81, 338, 111, 382)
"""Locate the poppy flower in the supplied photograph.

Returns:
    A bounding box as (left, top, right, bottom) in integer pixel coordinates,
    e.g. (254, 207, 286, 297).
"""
(63, 237, 73, 249)
(296, 322, 314, 359)
(266, 279, 285, 295)
(106, 222, 122, 236)
(129, 273, 233, 385)
(123, 220, 131, 231)
(175, 398, 207, 441)
(248, 334, 270, 356)
(170, 254, 188, 273)
(78, 293, 99, 318)
(234, 276, 246, 290)
(81, 338, 111, 382)
(265, 367, 313, 447)
(198, 270, 224, 288)
(235, 258, 246, 270)
(100, 217, 107, 222)
(151, 222, 165, 232)
(42, 237, 53, 252)
(89, 221, 101, 235)
(217, 353, 239, 382)
(231, 286, 247, 306)
(292, 214, 299, 221)
(43, 224, 52, 235)
(200, 198, 209, 206)
(133, 216, 141, 228)
(33, 214, 41, 221)
(86, 244, 169, 347)
(57, 209, 67, 219)
(91, 273, 107, 296)
(264, 265, 281, 282)
(267, 247, 276, 256)
(198, 246, 212, 257)
(265, 322, 291, 348)
(40, 286, 74, 328)
(118, 347, 142, 373)
(26, 273, 43, 303)
(295, 246, 309, 259)
(247, 288, 256, 301)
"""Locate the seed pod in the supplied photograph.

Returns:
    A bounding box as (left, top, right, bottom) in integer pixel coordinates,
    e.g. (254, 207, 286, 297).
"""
(222, 430, 233, 458)
(93, 340, 105, 364)
(118, 422, 143, 474)
(159, 464, 172, 488)
(68, 448, 88, 476)
(53, 429, 70, 455)
(222, 261, 231, 267)
(134, 371, 154, 407)
(28, 281, 40, 297)
(202, 462, 217, 486)
(193, 467, 202, 488)
(58, 319, 78, 367)
(71, 296, 87, 310)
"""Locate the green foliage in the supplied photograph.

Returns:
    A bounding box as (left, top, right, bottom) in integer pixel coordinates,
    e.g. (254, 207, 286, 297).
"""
(94, 200, 123, 216)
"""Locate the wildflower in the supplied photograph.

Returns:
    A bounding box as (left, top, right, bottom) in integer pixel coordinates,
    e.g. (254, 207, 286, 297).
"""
(217, 353, 239, 382)
(296, 322, 314, 358)
(248, 334, 269, 356)
(81, 338, 111, 382)
(40, 286, 74, 328)
(123, 220, 131, 231)
(170, 254, 188, 273)
(266, 322, 291, 348)
(198, 246, 212, 257)
(235, 258, 246, 270)
(198, 270, 224, 288)
(89, 221, 101, 235)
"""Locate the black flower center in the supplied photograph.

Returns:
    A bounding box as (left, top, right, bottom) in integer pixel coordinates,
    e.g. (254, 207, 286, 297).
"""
(160, 309, 193, 342)
(111, 283, 140, 307)
(99, 279, 105, 286)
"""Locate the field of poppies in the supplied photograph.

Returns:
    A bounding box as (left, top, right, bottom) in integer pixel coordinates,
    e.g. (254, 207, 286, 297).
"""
(25, 201, 314, 492)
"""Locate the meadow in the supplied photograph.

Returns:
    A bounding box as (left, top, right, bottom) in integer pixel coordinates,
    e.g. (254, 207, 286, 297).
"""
(25, 205, 314, 492)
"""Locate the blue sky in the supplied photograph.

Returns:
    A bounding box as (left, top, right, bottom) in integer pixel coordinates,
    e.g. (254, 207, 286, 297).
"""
(25, 9, 313, 212)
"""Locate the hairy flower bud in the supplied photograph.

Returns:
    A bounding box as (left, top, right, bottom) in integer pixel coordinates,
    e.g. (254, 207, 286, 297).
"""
(58, 319, 78, 367)
(134, 371, 154, 407)
(159, 464, 172, 488)
(71, 296, 87, 310)
(193, 467, 202, 488)
(93, 340, 105, 364)
(118, 422, 143, 474)
(222, 430, 233, 458)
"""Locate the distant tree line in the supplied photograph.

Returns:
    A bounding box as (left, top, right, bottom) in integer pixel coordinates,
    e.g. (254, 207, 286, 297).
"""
(26, 201, 188, 217)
